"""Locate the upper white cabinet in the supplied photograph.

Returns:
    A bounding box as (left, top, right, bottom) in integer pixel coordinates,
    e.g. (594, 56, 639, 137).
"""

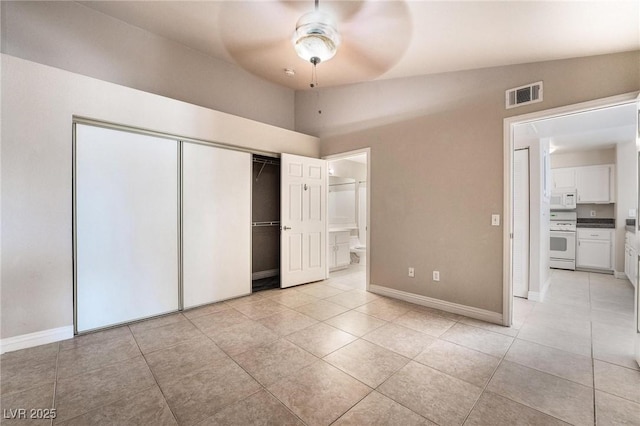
(552, 168, 577, 190)
(551, 164, 615, 204)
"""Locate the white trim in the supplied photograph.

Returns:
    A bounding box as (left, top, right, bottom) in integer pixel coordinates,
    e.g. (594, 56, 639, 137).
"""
(0, 325, 74, 354)
(369, 284, 503, 325)
(528, 276, 551, 302)
(322, 148, 371, 291)
(252, 269, 280, 280)
(614, 271, 627, 280)
(503, 91, 640, 329)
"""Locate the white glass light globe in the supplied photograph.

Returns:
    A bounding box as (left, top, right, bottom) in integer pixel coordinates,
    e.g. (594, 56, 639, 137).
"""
(292, 11, 341, 63)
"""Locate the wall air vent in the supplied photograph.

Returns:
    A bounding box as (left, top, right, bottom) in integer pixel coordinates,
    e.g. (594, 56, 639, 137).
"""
(506, 81, 543, 109)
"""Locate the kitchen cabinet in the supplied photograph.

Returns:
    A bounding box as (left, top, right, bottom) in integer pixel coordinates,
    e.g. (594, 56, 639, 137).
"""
(551, 165, 615, 203)
(552, 168, 577, 190)
(625, 231, 637, 288)
(329, 231, 351, 271)
(576, 165, 614, 203)
(576, 228, 614, 271)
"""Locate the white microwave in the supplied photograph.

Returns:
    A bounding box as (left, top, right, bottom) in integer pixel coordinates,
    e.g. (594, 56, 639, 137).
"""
(550, 190, 577, 210)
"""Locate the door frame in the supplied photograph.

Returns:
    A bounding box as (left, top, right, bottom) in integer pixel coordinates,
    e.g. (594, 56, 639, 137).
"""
(323, 148, 371, 290)
(503, 91, 639, 327)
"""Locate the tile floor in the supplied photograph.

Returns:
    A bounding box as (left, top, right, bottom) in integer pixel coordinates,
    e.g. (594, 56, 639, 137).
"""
(1, 266, 639, 425)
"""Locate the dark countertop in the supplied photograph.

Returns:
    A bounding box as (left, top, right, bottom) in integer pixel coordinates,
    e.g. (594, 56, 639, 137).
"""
(576, 218, 615, 229)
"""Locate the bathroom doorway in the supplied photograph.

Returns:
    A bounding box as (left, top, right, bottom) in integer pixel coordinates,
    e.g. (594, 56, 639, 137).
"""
(324, 149, 370, 290)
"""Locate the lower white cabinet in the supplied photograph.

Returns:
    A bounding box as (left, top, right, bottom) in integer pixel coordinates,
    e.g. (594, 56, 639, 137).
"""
(576, 228, 614, 271)
(329, 231, 351, 271)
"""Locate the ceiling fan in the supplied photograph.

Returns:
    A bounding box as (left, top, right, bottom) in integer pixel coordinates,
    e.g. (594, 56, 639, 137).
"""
(219, 1, 412, 90)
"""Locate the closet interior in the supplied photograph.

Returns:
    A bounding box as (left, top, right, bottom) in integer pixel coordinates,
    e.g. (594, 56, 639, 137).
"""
(252, 154, 281, 292)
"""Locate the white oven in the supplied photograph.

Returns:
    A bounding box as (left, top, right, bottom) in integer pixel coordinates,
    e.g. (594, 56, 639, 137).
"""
(550, 211, 577, 270)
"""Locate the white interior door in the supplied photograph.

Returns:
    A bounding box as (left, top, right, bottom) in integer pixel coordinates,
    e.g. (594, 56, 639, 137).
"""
(281, 153, 327, 288)
(182, 143, 251, 308)
(76, 124, 179, 332)
(635, 95, 640, 368)
(513, 149, 530, 298)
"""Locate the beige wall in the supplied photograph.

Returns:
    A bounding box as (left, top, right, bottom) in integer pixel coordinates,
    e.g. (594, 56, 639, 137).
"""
(299, 52, 640, 315)
(550, 148, 616, 168)
(0, 55, 318, 340)
(1, 1, 295, 130)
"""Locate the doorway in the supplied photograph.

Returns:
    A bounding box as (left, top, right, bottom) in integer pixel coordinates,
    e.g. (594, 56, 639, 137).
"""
(324, 149, 370, 290)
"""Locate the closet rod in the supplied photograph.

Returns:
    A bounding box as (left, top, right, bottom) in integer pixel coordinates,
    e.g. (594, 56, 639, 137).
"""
(253, 158, 280, 166)
(252, 221, 281, 227)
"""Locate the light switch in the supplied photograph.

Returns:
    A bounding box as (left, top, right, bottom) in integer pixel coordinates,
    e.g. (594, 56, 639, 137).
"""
(491, 214, 500, 226)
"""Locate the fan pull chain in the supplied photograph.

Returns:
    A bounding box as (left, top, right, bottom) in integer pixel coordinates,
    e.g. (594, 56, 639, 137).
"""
(310, 56, 320, 88)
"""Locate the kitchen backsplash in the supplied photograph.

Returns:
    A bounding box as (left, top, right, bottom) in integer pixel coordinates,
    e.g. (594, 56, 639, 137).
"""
(575, 204, 615, 219)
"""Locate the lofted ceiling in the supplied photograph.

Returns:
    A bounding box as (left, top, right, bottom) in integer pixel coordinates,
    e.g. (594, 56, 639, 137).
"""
(78, 1, 640, 91)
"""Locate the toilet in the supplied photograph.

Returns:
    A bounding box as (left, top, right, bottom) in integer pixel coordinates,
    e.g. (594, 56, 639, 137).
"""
(349, 236, 366, 266)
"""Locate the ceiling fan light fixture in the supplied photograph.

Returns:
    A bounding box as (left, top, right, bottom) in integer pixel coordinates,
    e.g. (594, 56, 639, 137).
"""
(293, 10, 340, 63)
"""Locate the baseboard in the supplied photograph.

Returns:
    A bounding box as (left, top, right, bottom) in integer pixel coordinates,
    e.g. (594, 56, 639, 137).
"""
(528, 276, 551, 302)
(0, 325, 74, 354)
(614, 271, 627, 280)
(252, 269, 279, 280)
(368, 284, 503, 325)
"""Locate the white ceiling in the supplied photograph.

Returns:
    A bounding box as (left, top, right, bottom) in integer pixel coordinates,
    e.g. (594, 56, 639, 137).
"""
(79, 1, 640, 91)
(514, 103, 638, 153)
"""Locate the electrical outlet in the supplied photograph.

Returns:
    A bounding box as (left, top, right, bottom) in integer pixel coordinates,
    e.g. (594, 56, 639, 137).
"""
(491, 214, 500, 226)
(433, 271, 440, 281)
(408, 267, 415, 278)
(590, 210, 596, 217)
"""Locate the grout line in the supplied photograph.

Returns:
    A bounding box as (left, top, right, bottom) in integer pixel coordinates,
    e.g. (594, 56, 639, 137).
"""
(50, 342, 60, 426)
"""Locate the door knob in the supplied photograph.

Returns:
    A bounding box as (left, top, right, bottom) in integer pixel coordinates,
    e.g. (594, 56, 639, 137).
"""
(283, 226, 291, 230)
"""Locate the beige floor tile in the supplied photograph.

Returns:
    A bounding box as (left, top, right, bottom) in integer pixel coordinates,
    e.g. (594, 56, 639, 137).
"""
(592, 323, 640, 371)
(516, 323, 591, 357)
(57, 333, 141, 379)
(182, 302, 231, 320)
(355, 299, 412, 321)
(294, 300, 350, 321)
(257, 309, 318, 336)
(325, 290, 379, 309)
(233, 299, 291, 320)
(128, 312, 186, 333)
(161, 362, 261, 426)
(131, 319, 204, 354)
(197, 390, 303, 426)
(378, 361, 482, 426)
(267, 360, 371, 425)
(505, 339, 593, 387)
(296, 283, 345, 298)
(55, 386, 176, 426)
(393, 310, 456, 337)
(458, 317, 519, 337)
(0, 383, 54, 425)
(54, 356, 156, 423)
(0, 345, 58, 397)
(189, 309, 251, 336)
(413, 305, 465, 322)
(415, 340, 500, 387)
(464, 391, 570, 426)
(144, 337, 229, 388)
(523, 311, 592, 338)
(233, 339, 318, 386)
(223, 293, 266, 307)
(267, 291, 319, 308)
(59, 327, 132, 351)
(285, 323, 358, 357)
(362, 323, 435, 359)
(486, 361, 594, 426)
(594, 360, 640, 403)
(334, 391, 433, 425)
(325, 311, 387, 337)
(441, 323, 513, 357)
(324, 339, 409, 387)
(208, 320, 279, 356)
(595, 390, 640, 426)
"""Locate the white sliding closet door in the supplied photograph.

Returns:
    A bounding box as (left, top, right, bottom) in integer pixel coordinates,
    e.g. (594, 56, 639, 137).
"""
(182, 143, 251, 308)
(76, 124, 179, 333)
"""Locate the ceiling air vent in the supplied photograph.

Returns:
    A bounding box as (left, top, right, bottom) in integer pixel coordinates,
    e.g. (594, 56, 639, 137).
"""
(506, 81, 543, 109)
